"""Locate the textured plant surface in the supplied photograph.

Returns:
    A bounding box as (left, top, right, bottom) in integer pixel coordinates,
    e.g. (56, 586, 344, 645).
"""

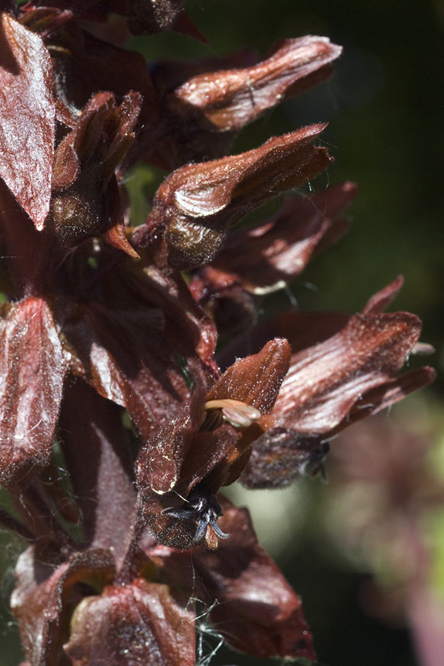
(0, 2, 436, 665)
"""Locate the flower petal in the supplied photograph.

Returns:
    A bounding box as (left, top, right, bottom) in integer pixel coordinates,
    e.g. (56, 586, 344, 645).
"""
(63, 301, 196, 439)
(274, 311, 424, 433)
(200, 181, 357, 294)
(240, 428, 328, 489)
(19, 7, 73, 39)
(217, 308, 350, 370)
(136, 341, 291, 546)
(50, 25, 157, 134)
(51, 91, 142, 249)
(241, 366, 436, 490)
(136, 124, 333, 269)
(64, 578, 195, 666)
(207, 338, 291, 413)
(60, 239, 217, 443)
(0, 14, 55, 229)
(362, 274, 404, 314)
(136, 386, 207, 496)
(181, 340, 290, 493)
(176, 36, 341, 132)
(240, 311, 435, 488)
(149, 37, 341, 166)
(150, 48, 258, 103)
(0, 297, 68, 487)
(199, 498, 316, 660)
(11, 545, 116, 666)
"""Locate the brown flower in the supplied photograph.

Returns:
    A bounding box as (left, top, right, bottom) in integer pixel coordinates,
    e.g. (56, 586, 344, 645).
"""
(136, 338, 290, 549)
(142, 497, 316, 662)
(50, 91, 142, 253)
(235, 279, 436, 488)
(135, 124, 333, 269)
(0, 4, 435, 665)
(190, 181, 356, 335)
(147, 36, 341, 167)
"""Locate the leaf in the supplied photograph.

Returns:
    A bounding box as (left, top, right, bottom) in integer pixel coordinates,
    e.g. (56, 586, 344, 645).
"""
(59, 379, 137, 567)
(0, 297, 68, 487)
(0, 14, 55, 229)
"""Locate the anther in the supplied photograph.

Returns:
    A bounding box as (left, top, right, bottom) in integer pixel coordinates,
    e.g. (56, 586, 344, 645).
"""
(200, 399, 261, 431)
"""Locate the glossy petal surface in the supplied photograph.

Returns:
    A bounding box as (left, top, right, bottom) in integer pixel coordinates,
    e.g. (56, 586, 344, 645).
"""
(137, 124, 332, 269)
(149, 36, 341, 166)
(176, 36, 341, 131)
(207, 338, 291, 412)
(275, 312, 423, 433)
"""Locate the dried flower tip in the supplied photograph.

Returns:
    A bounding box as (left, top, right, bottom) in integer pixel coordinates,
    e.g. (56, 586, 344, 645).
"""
(201, 399, 261, 431)
(411, 341, 435, 356)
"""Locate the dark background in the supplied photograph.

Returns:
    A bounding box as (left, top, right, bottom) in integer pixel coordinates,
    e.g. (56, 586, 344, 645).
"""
(1, 1, 443, 664)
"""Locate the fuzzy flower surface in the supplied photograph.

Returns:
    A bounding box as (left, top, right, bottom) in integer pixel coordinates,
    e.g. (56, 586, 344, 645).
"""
(0, 2, 435, 665)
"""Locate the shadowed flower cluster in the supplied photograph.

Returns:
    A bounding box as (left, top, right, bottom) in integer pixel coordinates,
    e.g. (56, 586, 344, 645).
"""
(0, 2, 435, 664)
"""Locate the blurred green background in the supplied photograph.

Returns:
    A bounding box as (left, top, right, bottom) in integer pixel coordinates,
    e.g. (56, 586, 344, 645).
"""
(1, 0, 443, 664)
